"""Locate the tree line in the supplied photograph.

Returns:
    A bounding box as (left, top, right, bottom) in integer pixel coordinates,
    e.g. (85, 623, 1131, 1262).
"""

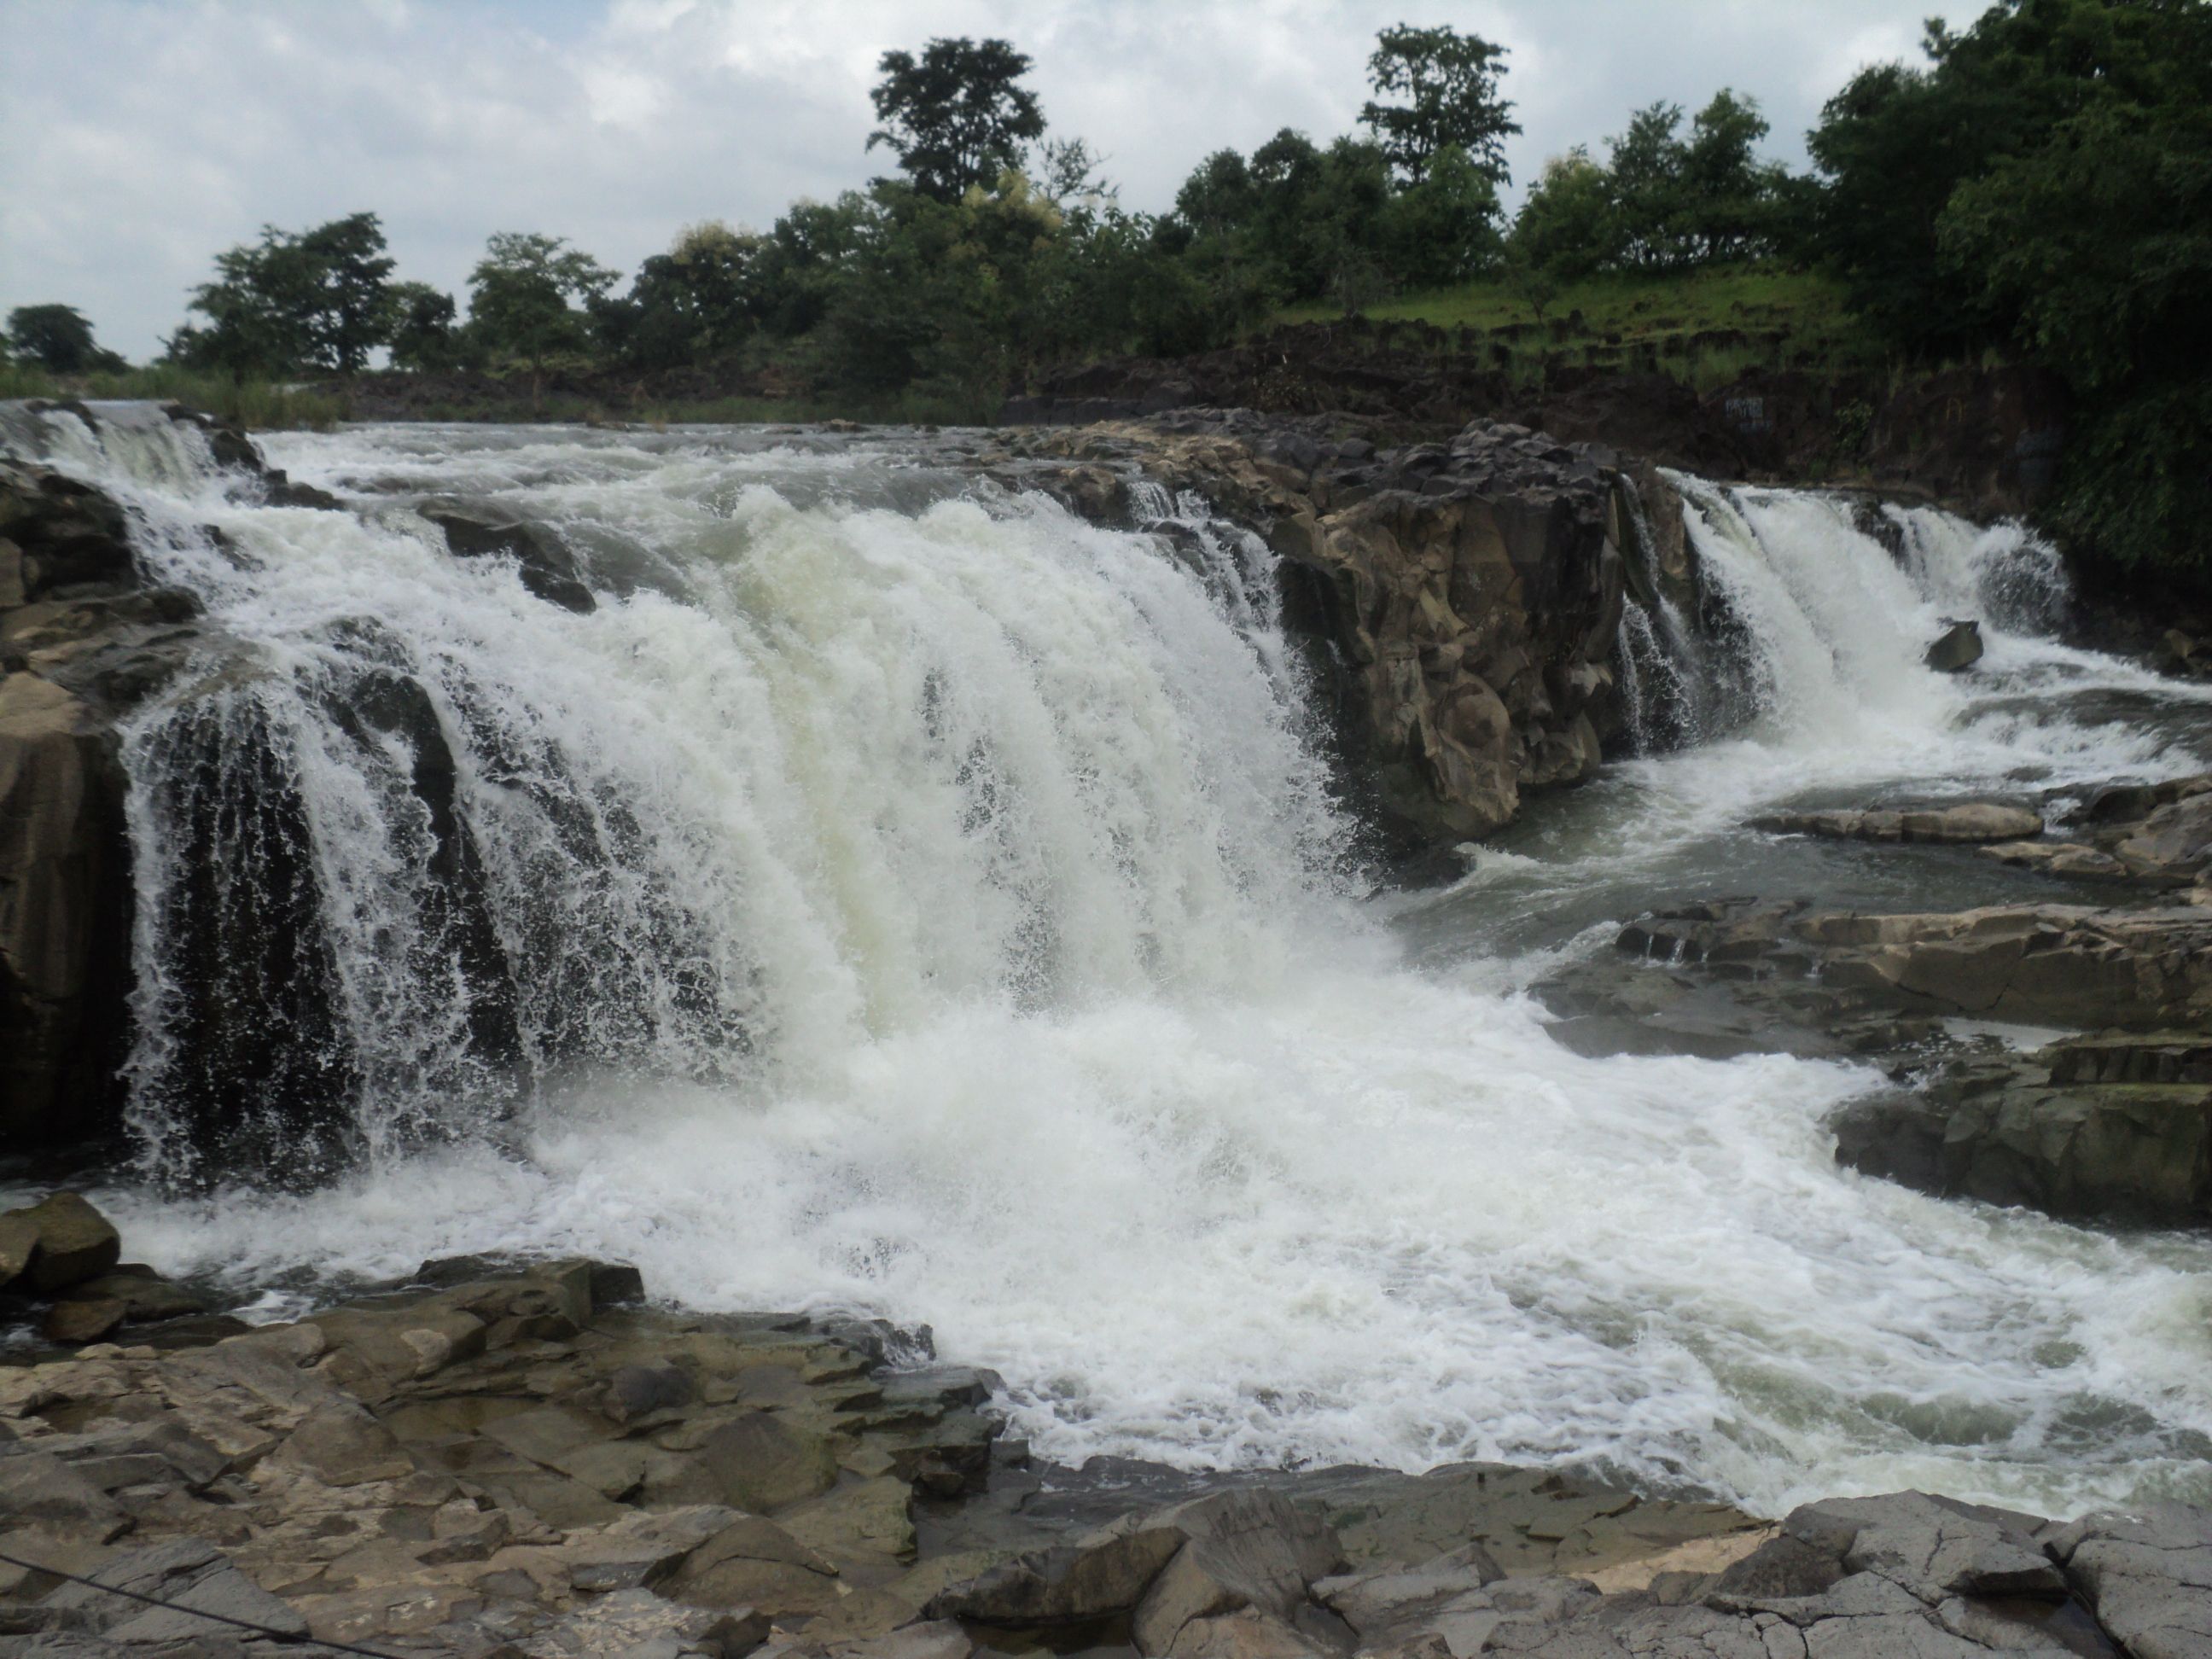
(5, 0, 2206, 583)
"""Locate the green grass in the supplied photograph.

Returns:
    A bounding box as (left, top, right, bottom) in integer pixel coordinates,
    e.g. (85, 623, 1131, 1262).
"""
(0, 362, 349, 429)
(1276, 264, 1887, 391)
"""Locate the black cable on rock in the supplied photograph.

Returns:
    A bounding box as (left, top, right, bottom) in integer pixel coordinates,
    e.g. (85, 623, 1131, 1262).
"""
(0, 1544, 399, 1656)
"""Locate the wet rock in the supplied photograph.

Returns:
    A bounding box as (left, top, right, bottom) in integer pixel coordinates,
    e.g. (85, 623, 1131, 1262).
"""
(422, 504, 597, 613)
(926, 1524, 1187, 1626)
(41, 1297, 127, 1345)
(1927, 618, 1985, 671)
(700, 1410, 841, 1514)
(2041, 1501, 2212, 1659)
(1008, 416, 1628, 848)
(4, 1191, 122, 1292)
(0, 1448, 132, 1542)
(1831, 1049, 2212, 1225)
(1749, 803, 2044, 844)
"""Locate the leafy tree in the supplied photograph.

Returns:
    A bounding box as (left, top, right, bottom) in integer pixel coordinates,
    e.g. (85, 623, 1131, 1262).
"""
(867, 38, 1046, 202)
(1359, 24, 1519, 185)
(6, 304, 125, 373)
(1377, 143, 1503, 289)
(177, 230, 323, 381)
(1606, 102, 1690, 270)
(386, 282, 465, 372)
(1038, 137, 1114, 212)
(1679, 90, 1782, 261)
(1935, 6, 2212, 583)
(596, 221, 765, 370)
(295, 212, 396, 373)
(172, 212, 397, 379)
(467, 232, 614, 382)
(1509, 148, 1620, 293)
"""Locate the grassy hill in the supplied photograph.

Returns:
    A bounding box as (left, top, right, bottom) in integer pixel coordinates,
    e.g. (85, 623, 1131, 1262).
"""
(1277, 265, 1895, 393)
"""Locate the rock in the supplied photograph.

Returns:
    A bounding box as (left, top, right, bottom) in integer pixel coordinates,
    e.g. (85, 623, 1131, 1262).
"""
(1926, 618, 1985, 671)
(42, 1297, 127, 1345)
(277, 1401, 417, 1487)
(0, 1448, 132, 1542)
(55, 1268, 210, 1324)
(699, 1410, 840, 1514)
(5, 1191, 123, 1291)
(1749, 802, 2043, 844)
(926, 1525, 1187, 1626)
(1832, 1056, 2212, 1225)
(0, 1210, 38, 1289)
(2041, 1501, 2212, 1659)
(422, 505, 597, 614)
(1982, 839, 2134, 880)
(607, 1362, 696, 1424)
(1010, 416, 1628, 848)
(2117, 791, 2212, 882)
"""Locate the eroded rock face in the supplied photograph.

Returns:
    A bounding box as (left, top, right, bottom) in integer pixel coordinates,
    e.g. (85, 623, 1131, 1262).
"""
(0, 458, 201, 1145)
(1544, 895, 2212, 1225)
(994, 411, 1630, 846)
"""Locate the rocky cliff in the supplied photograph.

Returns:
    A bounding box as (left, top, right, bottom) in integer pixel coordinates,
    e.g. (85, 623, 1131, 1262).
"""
(1005, 322, 2071, 527)
(984, 409, 1633, 848)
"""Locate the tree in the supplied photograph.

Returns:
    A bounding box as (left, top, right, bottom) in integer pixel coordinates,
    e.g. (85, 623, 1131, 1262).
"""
(386, 282, 464, 371)
(1935, 7, 2212, 584)
(594, 222, 765, 370)
(467, 232, 614, 385)
(1510, 148, 1620, 292)
(1359, 24, 1519, 185)
(178, 230, 323, 381)
(172, 213, 397, 380)
(867, 38, 1045, 202)
(294, 212, 396, 374)
(1379, 143, 1505, 288)
(6, 304, 124, 373)
(1604, 102, 1686, 270)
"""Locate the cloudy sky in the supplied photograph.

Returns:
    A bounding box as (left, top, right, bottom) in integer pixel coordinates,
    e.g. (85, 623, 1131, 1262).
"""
(1, 0, 1942, 360)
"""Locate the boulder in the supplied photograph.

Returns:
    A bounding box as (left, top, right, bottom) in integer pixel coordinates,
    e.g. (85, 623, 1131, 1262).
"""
(698, 1410, 840, 1513)
(42, 1296, 127, 1345)
(4, 1191, 122, 1292)
(422, 505, 597, 614)
(2041, 1501, 2212, 1659)
(1926, 618, 1985, 671)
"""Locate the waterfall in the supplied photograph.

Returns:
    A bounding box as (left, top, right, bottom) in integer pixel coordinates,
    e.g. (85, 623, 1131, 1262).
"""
(7, 409, 2209, 1522)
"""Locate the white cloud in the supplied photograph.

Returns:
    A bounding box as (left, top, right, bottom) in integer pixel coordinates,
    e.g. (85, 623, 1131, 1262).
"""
(0, 0, 1932, 360)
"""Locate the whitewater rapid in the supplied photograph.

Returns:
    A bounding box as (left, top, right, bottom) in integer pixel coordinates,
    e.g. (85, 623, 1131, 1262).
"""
(7, 412, 2211, 1521)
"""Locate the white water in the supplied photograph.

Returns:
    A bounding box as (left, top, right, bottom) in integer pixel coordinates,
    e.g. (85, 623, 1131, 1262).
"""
(5, 411, 2210, 1521)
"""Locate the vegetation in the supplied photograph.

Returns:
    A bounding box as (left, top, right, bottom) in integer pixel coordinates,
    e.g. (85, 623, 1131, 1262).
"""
(6, 305, 127, 374)
(9, 3, 2207, 583)
(0, 360, 346, 428)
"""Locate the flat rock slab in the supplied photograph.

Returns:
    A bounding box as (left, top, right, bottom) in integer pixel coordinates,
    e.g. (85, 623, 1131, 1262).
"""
(1750, 803, 2044, 844)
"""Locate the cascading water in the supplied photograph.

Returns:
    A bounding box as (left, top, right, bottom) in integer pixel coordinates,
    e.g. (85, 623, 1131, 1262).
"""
(6, 410, 2210, 1522)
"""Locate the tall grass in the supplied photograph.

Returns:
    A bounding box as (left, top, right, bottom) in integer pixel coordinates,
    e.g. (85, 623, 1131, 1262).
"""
(1275, 264, 1888, 389)
(0, 363, 348, 429)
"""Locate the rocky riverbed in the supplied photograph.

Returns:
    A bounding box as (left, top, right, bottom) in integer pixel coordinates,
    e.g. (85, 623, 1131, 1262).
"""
(3, 1214, 2208, 1658)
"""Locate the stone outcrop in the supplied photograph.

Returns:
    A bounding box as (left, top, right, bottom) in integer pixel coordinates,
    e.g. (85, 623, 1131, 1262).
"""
(0, 452, 201, 1146)
(1539, 893, 2212, 1225)
(1925, 617, 1986, 671)
(989, 410, 1631, 845)
(1750, 801, 2042, 845)
(4, 1237, 2203, 1659)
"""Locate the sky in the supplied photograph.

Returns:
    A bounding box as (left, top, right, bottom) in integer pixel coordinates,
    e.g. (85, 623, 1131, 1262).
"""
(0, 0, 1943, 361)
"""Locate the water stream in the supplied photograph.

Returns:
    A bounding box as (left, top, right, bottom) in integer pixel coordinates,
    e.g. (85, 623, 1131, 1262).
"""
(4, 410, 2209, 1520)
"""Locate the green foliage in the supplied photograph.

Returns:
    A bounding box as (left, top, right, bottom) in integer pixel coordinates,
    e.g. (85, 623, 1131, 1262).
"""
(172, 212, 396, 379)
(0, 359, 345, 428)
(1359, 24, 1519, 185)
(1810, 0, 2212, 582)
(867, 38, 1046, 202)
(6, 304, 125, 373)
(467, 231, 615, 374)
(1507, 148, 1620, 295)
(386, 282, 468, 372)
(1603, 91, 1790, 271)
